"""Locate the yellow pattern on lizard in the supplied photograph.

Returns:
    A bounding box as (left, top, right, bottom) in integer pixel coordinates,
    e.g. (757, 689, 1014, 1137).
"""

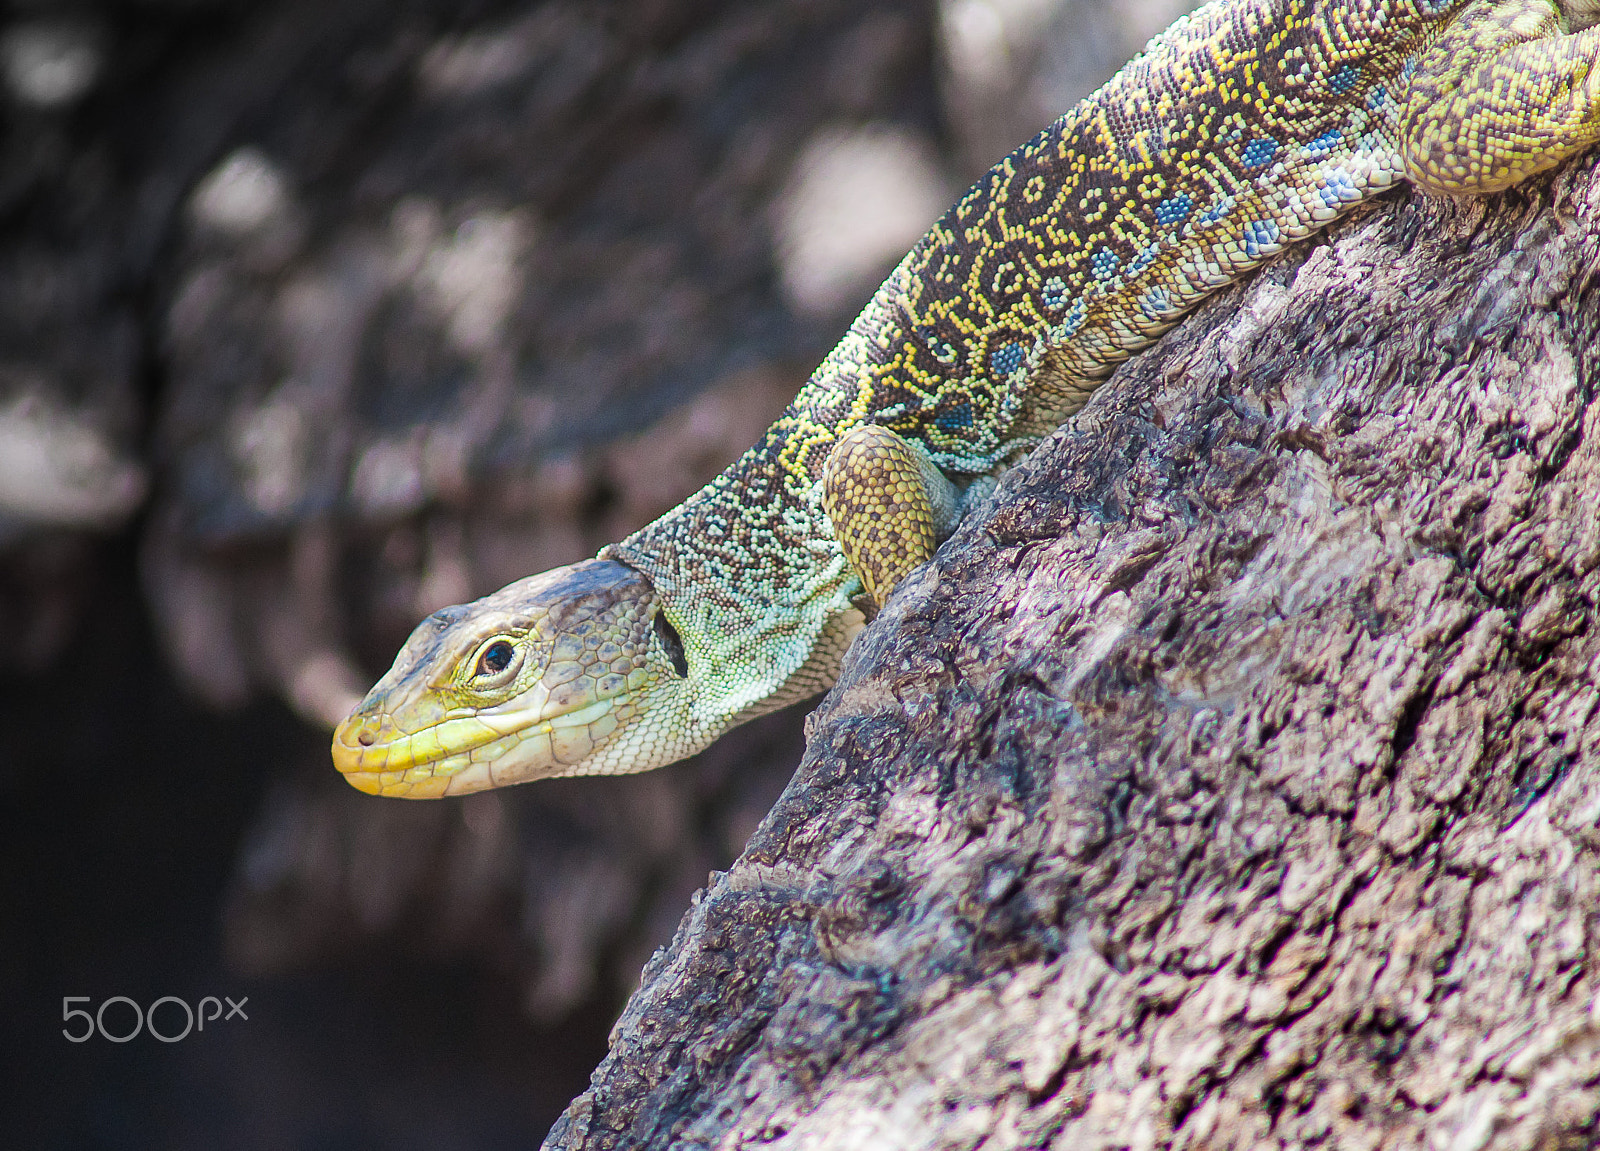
(333, 0, 1600, 797)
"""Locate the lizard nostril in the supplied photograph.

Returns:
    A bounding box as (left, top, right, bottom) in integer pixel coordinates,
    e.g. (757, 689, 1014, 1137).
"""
(357, 730, 376, 747)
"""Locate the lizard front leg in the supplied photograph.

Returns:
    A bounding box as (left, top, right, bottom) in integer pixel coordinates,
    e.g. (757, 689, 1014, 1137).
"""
(1402, 0, 1600, 195)
(821, 424, 964, 610)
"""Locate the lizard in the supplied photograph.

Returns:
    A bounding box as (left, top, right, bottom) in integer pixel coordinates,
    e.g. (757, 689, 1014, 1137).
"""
(332, 0, 1600, 798)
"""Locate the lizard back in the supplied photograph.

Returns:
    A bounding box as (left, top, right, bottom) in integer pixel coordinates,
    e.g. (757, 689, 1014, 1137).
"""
(607, 0, 1468, 727)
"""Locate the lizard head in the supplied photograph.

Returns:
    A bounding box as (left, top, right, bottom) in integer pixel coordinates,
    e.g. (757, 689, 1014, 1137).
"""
(331, 558, 703, 797)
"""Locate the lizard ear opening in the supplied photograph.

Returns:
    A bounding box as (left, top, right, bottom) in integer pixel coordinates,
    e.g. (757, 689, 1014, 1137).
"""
(653, 611, 689, 677)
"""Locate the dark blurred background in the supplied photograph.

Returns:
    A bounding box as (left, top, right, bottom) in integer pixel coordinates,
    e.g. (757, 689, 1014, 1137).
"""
(0, 0, 1189, 1144)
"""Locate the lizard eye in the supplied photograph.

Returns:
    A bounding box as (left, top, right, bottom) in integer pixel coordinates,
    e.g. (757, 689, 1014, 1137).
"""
(472, 639, 519, 680)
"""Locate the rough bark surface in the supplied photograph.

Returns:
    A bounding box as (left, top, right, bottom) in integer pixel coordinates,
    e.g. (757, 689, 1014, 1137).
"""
(548, 157, 1600, 1149)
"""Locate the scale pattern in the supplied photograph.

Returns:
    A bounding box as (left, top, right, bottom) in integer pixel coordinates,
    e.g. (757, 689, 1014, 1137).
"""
(604, 0, 1600, 739)
(592, 0, 1600, 741)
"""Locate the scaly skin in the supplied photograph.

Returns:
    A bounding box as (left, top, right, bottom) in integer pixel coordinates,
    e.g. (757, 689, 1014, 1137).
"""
(334, 0, 1600, 797)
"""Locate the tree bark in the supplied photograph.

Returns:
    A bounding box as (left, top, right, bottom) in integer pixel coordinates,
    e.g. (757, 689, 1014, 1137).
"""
(547, 154, 1600, 1149)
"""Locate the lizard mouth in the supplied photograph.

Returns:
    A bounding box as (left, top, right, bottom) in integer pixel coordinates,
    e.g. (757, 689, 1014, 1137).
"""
(332, 690, 622, 798)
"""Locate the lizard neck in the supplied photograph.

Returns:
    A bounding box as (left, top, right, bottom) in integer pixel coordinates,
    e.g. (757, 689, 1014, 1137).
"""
(601, 437, 862, 742)
(603, 246, 1045, 741)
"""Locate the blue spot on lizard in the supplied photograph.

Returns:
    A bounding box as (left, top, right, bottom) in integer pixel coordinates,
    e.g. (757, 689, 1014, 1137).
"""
(1241, 137, 1278, 168)
(990, 342, 1027, 378)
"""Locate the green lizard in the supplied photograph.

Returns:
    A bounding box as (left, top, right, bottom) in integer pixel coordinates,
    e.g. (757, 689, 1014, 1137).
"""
(333, 0, 1600, 798)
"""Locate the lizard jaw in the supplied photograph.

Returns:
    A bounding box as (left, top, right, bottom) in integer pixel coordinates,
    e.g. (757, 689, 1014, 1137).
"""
(332, 687, 628, 797)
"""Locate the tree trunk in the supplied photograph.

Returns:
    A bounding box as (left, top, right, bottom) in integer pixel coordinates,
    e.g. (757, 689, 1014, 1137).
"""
(547, 153, 1600, 1149)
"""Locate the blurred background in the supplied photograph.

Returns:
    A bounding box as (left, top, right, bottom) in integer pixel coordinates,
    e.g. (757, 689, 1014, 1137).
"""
(0, 0, 1192, 1144)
